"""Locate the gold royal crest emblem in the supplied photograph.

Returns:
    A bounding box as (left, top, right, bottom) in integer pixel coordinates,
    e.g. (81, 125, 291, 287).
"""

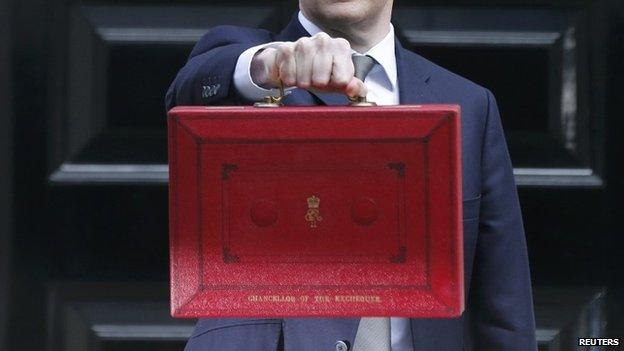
(305, 195, 323, 228)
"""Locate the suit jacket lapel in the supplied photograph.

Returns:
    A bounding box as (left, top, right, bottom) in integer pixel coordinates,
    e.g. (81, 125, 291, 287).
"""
(395, 38, 440, 105)
(276, 13, 309, 42)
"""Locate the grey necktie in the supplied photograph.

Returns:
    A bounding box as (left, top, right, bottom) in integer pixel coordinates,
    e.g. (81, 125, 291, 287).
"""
(352, 54, 376, 81)
(352, 317, 391, 351)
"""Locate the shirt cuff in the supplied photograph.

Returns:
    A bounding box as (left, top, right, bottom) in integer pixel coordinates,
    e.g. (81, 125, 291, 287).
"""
(234, 42, 285, 102)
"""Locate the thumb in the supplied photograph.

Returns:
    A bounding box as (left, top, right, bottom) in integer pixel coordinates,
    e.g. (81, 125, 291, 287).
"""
(345, 77, 367, 98)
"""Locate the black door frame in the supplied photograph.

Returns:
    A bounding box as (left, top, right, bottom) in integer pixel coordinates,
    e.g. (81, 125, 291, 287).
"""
(0, 0, 13, 348)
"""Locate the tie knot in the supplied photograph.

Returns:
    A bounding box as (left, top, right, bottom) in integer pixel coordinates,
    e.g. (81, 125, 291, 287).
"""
(352, 54, 376, 81)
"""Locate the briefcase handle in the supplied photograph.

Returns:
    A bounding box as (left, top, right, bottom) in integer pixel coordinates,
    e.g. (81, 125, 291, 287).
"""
(254, 82, 377, 108)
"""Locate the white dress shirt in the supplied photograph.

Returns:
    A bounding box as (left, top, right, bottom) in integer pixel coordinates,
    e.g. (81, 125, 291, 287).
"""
(232, 11, 413, 351)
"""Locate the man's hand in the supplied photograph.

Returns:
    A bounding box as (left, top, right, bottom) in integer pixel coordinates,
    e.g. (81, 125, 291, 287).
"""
(250, 33, 367, 97)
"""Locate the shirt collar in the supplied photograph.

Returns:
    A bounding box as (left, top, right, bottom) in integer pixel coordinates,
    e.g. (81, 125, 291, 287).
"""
(297, 11, 397, 90)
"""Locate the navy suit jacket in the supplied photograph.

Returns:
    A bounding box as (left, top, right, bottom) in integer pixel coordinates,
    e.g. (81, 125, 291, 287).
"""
(166, 14, 537, 351)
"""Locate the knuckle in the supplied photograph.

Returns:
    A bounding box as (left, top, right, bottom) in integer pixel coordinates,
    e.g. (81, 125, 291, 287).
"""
(295, 37, 311, 51)
(315, 32, 330, 40)
(281, 43, 295, 57)
(277, 44, 294, 59)
(334, 38, 351, 51)
(314, 33, 330, 46)
(284, 43, 296, 54)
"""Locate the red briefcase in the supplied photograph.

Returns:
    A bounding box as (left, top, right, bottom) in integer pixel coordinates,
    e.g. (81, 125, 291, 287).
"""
(168, 105, 463, 318)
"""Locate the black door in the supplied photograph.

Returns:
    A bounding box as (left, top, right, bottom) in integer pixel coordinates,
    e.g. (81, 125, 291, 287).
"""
(4, 0, 623, 350)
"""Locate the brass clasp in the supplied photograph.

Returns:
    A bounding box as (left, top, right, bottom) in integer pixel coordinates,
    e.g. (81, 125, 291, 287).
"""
(348, 95, 377, 107)
(254, 82, 286, 108)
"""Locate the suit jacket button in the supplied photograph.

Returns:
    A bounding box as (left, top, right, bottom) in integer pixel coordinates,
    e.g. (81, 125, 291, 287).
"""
(335, 340, 349, 351)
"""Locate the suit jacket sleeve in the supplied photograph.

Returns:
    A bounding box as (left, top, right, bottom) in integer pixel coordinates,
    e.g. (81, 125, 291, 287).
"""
(165, 25, 272, 110)
(469, 89, 537, 350)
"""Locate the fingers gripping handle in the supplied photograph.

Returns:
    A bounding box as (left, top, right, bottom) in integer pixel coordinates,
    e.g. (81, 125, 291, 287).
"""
(254, 55, 377, 107)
